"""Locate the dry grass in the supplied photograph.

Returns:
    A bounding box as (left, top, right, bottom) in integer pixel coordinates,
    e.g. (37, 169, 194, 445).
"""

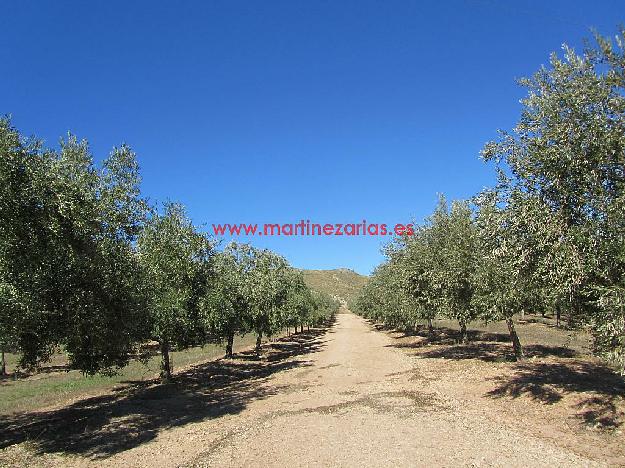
(0, 334, 275, 415)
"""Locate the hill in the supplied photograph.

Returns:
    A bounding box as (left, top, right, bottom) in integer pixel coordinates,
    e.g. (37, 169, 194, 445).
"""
(301, 268, 368, 303)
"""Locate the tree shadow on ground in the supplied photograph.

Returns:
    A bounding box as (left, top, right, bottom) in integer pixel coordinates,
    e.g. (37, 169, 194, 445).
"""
(487, 361, 625, 429)
(0, 326, 330, 459)
(375, 320, 624, 429)
(416, 342, 577, 362)
(385, 327, 577, 362)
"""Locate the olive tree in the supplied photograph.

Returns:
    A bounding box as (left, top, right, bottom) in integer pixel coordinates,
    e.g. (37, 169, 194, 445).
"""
(310, 290, 340, 327)
(427, 197, 479, 342)
(282, 271, 315, 334)
(137, 202, 214, 380)
(472, 187, 549, 360)
(0, 119, 149, 375)
(245, 248, 291, 353)
(482, 30, 625, 369)
(204, 243, 256, 358)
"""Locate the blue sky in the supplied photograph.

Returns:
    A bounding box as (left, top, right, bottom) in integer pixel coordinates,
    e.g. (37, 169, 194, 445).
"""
(2, 1, 622, 274)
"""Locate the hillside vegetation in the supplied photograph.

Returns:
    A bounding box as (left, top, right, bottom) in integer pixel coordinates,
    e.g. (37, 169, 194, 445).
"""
(301, 268, 368, 303)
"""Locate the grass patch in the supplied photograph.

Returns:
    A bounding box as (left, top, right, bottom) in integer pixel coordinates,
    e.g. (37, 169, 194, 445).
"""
(0, 334, 266, 415)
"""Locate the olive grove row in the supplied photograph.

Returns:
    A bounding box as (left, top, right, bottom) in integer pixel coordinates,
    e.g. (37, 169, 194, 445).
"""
(352, 30, 625, 371)
(0, 120, 338, 380)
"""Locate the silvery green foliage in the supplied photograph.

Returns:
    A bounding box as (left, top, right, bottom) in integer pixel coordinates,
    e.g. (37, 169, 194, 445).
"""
(0, 118, 150, 374)
(138, 203, 214, 351)
(310, 290, 340, 326)
(482, 30, 625, 371)
(204, 243, 255, 346)
(353, 230, 430, 328)
(590, 194, 625, 371)
(472, 186, 545, 323)
(0, 118, 331, 376)
(354, 196, 479, 341)
(398, 226, 440, 327)
(428, 197, 479, 340)
(205, 242, 336, 356)
(347, 30, 625, 370)
(245, 247, 293, 341)
(282, 271, 315, 329)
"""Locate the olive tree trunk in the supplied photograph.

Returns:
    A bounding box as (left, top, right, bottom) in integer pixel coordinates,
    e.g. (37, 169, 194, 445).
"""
(505, 317, 524, 361)
(459, 320, 468, 343)
(255, 331, 262, 353)
(225, 331, 235, 358)
(160, 339, 172, 381)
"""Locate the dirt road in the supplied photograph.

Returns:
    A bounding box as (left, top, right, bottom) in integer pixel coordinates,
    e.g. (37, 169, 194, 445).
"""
(78, 309, 597, 468)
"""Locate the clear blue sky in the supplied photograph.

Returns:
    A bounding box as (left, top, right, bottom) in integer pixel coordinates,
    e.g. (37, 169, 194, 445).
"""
(2, 1, 622, 274)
